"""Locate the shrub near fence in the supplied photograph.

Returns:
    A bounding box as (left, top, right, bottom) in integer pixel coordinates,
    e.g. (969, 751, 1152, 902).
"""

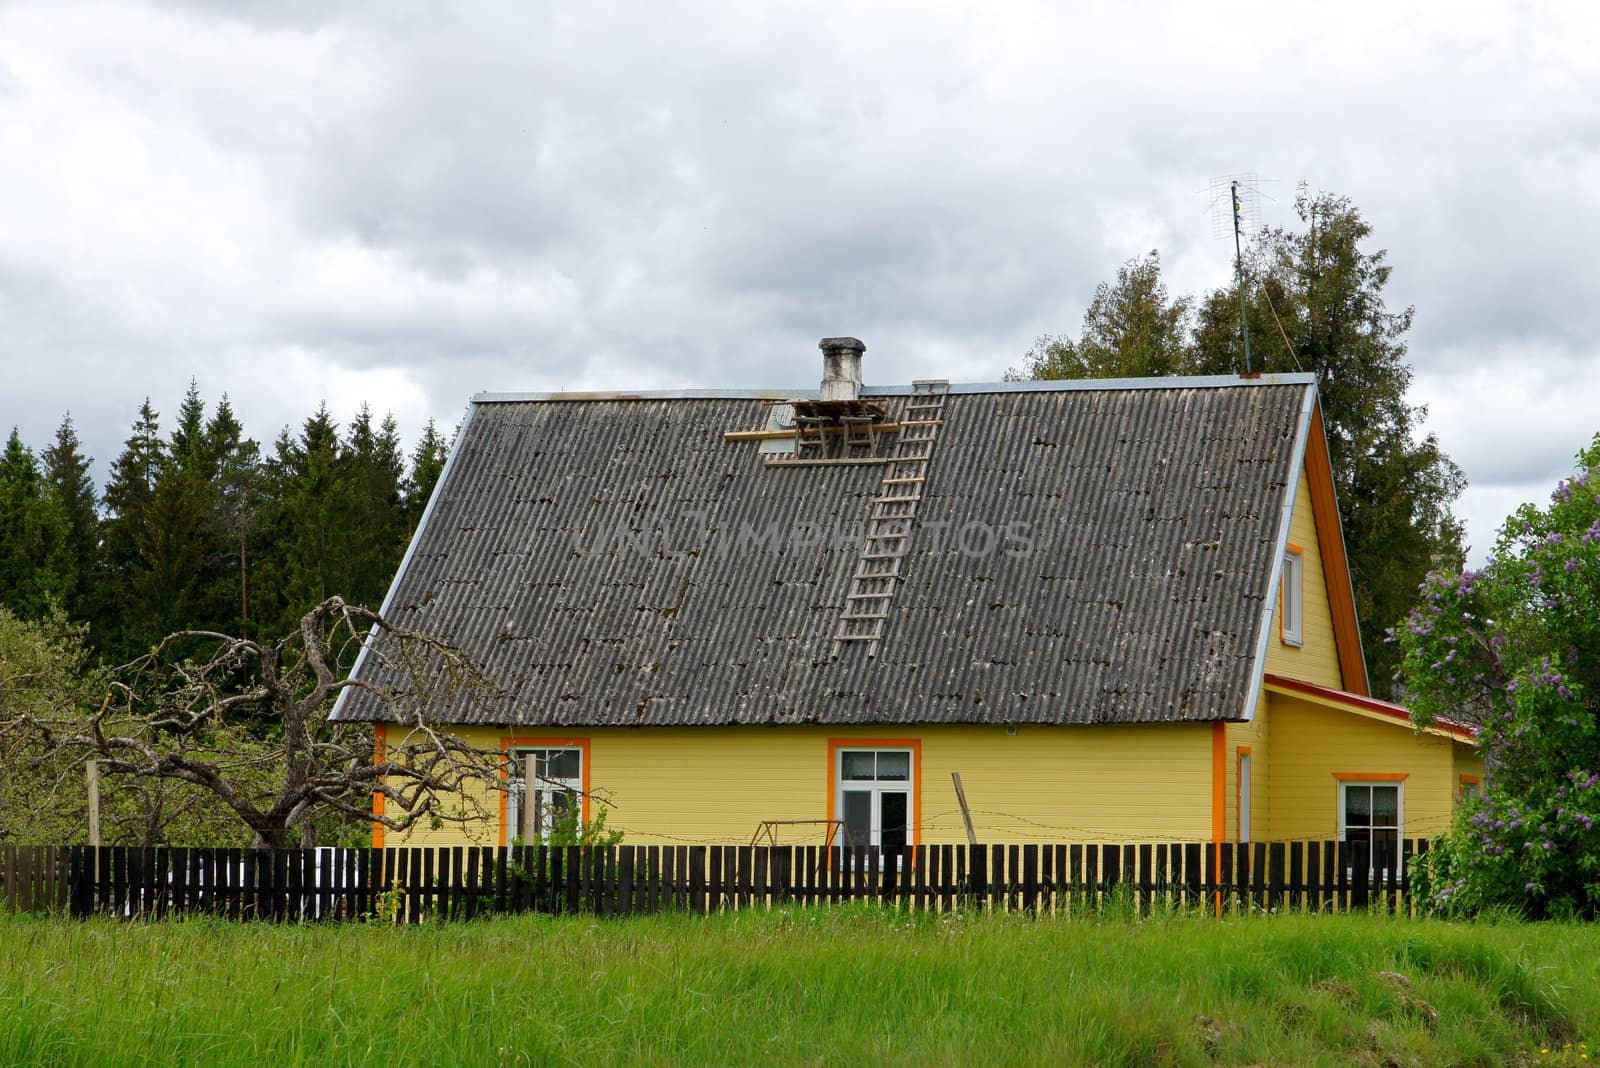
(0, 839, 1431, 922)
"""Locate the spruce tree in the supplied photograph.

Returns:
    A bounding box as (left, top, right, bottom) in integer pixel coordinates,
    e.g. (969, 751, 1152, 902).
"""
(99, 400, 164, 659)
(0, 429, 66, 617)
(341, 406, 407, 610)
(257, 404, 354, 635)
(405, 418, 450, 527)
(40, 415, 99, 623)
(205, 395, 262, 635)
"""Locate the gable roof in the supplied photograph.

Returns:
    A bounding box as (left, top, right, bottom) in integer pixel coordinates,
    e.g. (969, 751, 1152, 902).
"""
(337, 374, 1324, 729)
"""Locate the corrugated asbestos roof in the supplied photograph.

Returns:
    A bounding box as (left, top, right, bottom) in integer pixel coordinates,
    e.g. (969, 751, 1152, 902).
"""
(337, 380, 1310, 728)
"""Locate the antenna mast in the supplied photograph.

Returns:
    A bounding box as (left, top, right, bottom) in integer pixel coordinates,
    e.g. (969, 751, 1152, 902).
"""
(1208, 174, 1266, 376)
(1230, 181, 1253, 374)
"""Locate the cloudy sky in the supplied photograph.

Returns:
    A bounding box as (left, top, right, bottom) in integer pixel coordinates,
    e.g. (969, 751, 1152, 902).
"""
(2, 1, 1596, 562)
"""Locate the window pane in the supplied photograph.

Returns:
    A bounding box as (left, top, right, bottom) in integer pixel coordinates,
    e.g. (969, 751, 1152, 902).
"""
(1372, 829, 1399, 872)
(1345, 786, 1371, 824)
(546, 750, 580, 780)
(877, 752, 910, 781)
(842, 790, 871, 845)
(881, 792, 908, 850)
(1371, 786, 1399, 825)
(842, 752, 876, 781)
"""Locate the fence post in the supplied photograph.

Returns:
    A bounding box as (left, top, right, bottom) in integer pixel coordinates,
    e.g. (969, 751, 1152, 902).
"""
(689, 846, 706, 913)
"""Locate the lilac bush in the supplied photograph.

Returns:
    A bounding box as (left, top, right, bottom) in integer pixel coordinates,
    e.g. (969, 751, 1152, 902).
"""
(1400, 435, 1600, 918)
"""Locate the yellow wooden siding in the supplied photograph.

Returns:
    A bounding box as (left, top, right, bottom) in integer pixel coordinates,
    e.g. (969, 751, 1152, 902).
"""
(1264, 466, 1343, 689)
(1265, 692, 1458, 842)
(380, 721, 1213, 847)
(1453, 743, 1486, 798)
(1225, 697, 1271, 841)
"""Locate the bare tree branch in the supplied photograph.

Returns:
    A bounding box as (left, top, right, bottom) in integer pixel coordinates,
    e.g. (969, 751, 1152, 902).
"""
(2, 596, 509, 848)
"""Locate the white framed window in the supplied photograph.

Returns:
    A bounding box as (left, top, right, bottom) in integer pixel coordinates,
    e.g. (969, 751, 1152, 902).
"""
(1338, 780, 1404, 875)
(836, 747, 914, 851)
(1237, 750, 1252, 843)
(507, 747, 582, 843)
(1281, 547, 1304, 647)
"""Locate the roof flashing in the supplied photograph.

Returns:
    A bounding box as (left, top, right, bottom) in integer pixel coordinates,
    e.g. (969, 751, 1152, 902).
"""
(471, 372, 1318, 406)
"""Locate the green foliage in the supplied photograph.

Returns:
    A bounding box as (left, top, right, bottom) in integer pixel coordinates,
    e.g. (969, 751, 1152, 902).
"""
(550, 801, 623, 849)
(1016, 189, 1465, 696)
(0, 607, 98, 843)
(1399, 435, 1600, 918)
(1010, 250, 1198, 380)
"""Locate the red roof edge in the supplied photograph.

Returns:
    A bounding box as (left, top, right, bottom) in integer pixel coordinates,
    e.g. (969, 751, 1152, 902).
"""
(1264, 673, 1479, 743)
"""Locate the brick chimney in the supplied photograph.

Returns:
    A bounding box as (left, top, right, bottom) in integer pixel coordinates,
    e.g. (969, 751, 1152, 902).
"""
(819, 337, 865, 401)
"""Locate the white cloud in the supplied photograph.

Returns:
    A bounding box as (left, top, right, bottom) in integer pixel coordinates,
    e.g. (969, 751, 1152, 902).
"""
(0, 0, 1593, 560)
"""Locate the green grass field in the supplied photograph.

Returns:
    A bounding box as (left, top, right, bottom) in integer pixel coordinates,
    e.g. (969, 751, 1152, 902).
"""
(1, 906, 1595, 1067)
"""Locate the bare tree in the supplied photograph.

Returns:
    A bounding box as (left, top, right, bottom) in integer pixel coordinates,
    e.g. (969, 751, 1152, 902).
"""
(6, 597, 508, 849)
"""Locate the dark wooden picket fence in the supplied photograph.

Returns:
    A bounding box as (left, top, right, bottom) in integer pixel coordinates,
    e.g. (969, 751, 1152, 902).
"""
(2, 839, 1430, 922)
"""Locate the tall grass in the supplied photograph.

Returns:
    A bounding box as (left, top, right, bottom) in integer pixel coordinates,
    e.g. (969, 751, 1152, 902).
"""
(1, 907, 1594, 1066)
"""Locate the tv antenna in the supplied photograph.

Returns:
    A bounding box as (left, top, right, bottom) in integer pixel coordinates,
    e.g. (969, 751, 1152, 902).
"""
(1207, 174, 1271, 375)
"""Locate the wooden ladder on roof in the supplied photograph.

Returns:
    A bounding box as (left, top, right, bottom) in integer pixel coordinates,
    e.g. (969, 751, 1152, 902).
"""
(833, 380, 950, 657)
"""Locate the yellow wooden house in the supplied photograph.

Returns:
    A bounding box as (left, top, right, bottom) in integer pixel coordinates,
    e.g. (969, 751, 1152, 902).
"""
(335, 337, 1481, 855)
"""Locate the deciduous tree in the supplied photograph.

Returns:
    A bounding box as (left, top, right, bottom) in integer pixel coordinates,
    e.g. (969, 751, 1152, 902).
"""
(3, 597, 510, 849)
(1399, 436, 1600, 917)
(1018, 191, 1466, 696)
(1011, 251, 1196, 380)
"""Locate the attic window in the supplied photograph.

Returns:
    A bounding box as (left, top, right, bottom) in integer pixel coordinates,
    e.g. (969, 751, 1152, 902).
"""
(1281, 546, 1304, 647)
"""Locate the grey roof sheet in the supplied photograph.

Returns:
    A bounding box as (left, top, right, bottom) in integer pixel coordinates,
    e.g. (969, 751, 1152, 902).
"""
(339, 381, 1309, 728)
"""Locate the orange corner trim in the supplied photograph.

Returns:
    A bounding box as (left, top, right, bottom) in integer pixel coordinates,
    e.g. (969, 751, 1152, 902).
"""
(1304, 403, 1369, 695)
(826, 738, 922, 847)
(372, 724, 387, 849)
(1210, 723, 1226, 842)
(498, 736, 593, 847)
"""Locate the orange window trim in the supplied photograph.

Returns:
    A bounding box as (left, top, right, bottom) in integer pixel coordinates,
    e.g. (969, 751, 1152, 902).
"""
(826, 738, 922, 847)
(1235, 745, 1252, 843)
(498, 736, 593, 847)
(1459, 774, 1481, 797)
(1279, 544, 1304, 646)
(372, 724, 387, 849)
